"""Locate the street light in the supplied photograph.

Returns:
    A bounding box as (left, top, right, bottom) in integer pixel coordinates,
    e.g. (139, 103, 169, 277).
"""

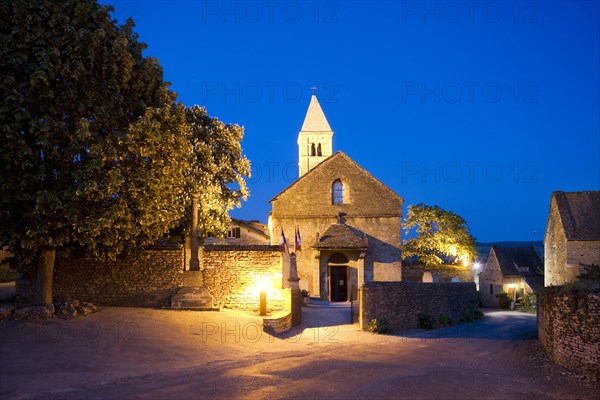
(259, 289, 267, 316)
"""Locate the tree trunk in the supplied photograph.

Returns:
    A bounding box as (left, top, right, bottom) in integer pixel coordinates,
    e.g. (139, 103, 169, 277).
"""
(33, 248, 56, 305)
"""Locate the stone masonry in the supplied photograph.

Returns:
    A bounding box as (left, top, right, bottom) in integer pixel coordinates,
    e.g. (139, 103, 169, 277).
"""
(270, 152, 403, 298)
(16, 244, 184, 308)
(201, 244, 287, 311)
(538, 286, 600, 380)
(545, 191, 600, 286)
(360, 282, 479, 331)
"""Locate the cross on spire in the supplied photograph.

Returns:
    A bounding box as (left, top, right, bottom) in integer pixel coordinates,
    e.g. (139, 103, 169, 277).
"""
(309, 85, 318, 96)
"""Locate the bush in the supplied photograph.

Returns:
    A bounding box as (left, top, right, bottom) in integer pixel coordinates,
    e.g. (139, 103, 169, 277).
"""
(438, 314, 450, 327)
(474, 309, 485, 320)
(459, 312, 474, 323)
(517, 292, 536, 311)
(498, 292, 511, 309)
(0, 264, 15, 283)
(578, 264, 600, 283)
(367, 318, 392, 334)
(418, 313, 434, 329)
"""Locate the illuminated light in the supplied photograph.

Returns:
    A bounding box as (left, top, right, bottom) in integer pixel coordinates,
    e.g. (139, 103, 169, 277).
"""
(259, 289, 267, 316)
(473, 262, 481, 271)
(506, 283, 517, 289)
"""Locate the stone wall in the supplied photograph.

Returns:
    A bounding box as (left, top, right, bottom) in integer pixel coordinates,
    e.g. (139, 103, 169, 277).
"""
(544, 195, 600, 286)
(402, 264, 473, 284)
(479, 250, 504, 307)
(201, 245, 287, 311)
(538, 286, 600, 381)
(360, 282, 479, 331)
(16, 245, 184, 308)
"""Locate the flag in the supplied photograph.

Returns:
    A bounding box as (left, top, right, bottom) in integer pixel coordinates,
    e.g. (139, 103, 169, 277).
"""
(280, 229, 288, 253)
(295, 227, 302, 252)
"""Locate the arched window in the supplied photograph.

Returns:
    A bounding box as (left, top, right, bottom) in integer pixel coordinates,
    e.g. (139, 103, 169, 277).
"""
(332, 180, 344, 204)
(317, 143, 322, 156)
(310, 143, 316, 156)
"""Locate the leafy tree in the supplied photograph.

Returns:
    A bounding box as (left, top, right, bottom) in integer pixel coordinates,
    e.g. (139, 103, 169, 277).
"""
(180, 106, 250, 240)
(403, 203, 476, 267)
(0, 0, 190, 304)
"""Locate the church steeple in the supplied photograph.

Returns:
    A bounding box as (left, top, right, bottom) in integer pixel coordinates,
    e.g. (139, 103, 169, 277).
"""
(297, 95, 333, 176)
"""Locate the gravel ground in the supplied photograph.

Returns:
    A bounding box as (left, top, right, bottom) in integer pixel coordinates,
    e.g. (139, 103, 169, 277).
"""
(1, 305, 597, 399)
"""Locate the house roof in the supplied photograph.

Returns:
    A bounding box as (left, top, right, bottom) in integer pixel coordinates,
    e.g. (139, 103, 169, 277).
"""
(523, 275, 545, 292)
(314, 223, 368, 250)
(491, 246, 542, 277)
(269, 151, 404, 204)
(553, 191, 600, 241)
(300, 95, 332, 132)
(231, 218, 269, 238)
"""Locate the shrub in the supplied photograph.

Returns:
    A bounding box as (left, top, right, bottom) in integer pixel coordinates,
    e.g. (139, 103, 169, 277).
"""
(498, 292, 511, 309)
(367, 318, 392, 334)
(418, 313, 434, 329)
(517, 292, 536, 311)
(0, 264, 15, 283)
(474, 309, 485, 320)
(578, 264, 600, 283)
(301, 290, 310, 297)
(438, 314, 450, 327)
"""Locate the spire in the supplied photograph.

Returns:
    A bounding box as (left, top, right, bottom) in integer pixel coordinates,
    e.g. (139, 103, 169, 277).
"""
(297, 94, 333, 177)
(300, 95, 332, 132)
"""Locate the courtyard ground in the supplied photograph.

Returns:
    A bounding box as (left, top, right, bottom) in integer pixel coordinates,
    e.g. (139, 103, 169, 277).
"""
(0, 302, 598, 399)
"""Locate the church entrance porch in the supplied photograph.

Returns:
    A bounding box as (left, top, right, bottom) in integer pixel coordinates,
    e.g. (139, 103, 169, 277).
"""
(329, 265, 348, 302)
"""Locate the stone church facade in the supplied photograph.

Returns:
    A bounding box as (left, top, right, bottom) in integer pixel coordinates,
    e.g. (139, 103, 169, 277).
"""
(268, 96, 403, 301)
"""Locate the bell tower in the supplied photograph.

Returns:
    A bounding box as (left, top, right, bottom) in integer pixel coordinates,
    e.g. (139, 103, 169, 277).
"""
(297, 94, 333, 177)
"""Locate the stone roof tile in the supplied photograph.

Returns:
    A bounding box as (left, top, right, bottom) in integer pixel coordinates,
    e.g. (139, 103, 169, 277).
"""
(553, 191, 600, 241)
(315, 224, 368, 249)
(491, 246, 542, 277)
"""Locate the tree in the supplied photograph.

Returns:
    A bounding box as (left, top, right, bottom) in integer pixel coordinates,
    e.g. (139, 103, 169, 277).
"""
(0, 0, 190, 304)
(402, 203, 476, 267)
(181, 106, 250, 239)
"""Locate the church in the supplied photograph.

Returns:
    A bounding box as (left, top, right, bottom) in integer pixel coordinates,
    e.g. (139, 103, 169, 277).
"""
(267, 95, 404, 301)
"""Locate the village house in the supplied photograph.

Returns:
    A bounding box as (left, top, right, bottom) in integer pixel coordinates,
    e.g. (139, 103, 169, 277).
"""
(204, 218, 270, 245)
(544, 190, 600, 286)
(479, 246, 544, 307)
(268, 95, 404, 301)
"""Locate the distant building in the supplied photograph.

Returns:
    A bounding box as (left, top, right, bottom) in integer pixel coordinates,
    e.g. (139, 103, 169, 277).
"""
(479, 246, 544, 307)
(268, 95, 404, 301)
(204, 218, 270, 245)
(544, 191, 600, 286)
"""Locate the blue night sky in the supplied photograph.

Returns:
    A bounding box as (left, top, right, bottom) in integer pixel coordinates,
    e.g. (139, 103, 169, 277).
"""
(103, 0, 599, 242)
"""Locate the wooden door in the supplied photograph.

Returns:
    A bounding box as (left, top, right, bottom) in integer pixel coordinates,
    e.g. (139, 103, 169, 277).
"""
(329, 266, 347, 302)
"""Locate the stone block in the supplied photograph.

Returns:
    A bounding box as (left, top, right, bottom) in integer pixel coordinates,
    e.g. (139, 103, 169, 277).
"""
(171, 286, 218, 310)
(183, 271, 203, 287)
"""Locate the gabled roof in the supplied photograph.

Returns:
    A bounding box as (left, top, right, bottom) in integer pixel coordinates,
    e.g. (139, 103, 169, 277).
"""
(231, 218, 269, 238)
(314, 223, 368, 249)
(552, 191, 600, 241)
(300, 95, 332, 132)
(491, 246, 542, 277)
(523, 275, 545, 292)
(270, 151, 403, 203)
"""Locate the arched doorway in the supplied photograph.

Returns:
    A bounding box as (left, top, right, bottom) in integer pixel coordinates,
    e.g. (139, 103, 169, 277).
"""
(328, 253, 349, 302)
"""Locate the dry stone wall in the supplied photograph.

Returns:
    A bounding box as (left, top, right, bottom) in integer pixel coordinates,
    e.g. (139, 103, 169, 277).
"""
(201, 245, 286, 311)
(16, 245, 184, 308)
(402, 265, 473, 284)
(538, 286, 600, 381)
(360, 282, 479, 331)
